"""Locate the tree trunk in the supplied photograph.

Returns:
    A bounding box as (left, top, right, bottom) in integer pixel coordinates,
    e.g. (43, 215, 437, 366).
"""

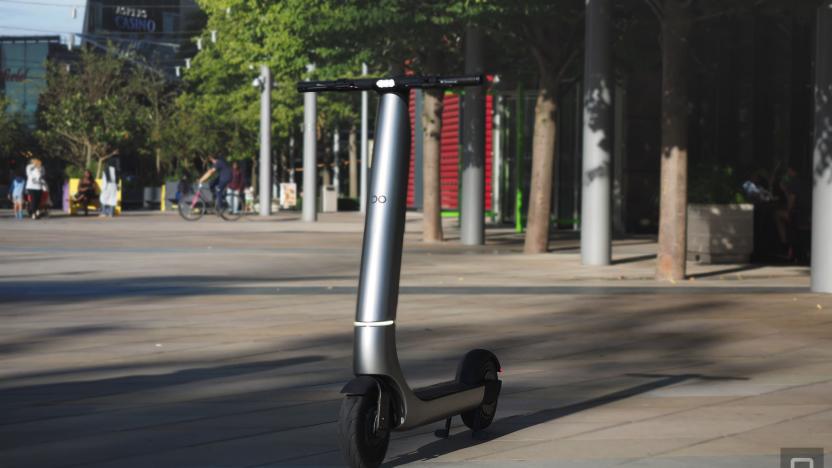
(155, 147, 162, 177)
(349, 125, 358, 199)
(524, 87, 558, 253)
(321, 131, 331, 187)
(656, 0, 692, 281)
(422, 88, 444, 242)
(251, 157, 258, 193)
(84, 143, 91, 170)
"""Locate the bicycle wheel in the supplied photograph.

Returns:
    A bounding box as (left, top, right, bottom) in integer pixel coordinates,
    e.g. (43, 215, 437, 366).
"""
(219, 191, 243, 221)
(178, 196, 206, 221)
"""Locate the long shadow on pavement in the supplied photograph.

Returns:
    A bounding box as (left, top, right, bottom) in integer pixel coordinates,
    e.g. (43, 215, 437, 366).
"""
(383, 373, 747, 467)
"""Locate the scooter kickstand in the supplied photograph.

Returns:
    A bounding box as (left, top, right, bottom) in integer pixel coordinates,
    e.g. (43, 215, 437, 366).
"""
(434, 416, 452, 439)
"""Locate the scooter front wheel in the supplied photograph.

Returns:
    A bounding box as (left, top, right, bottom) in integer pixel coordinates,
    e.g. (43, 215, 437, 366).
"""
(458, 350, 500, 432)
(337, 392, 390, 468)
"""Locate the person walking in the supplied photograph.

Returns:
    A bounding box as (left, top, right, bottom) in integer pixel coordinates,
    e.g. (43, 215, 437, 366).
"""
(100, 157, 120, 217)
(227, 161, 244, 213)
(25, 158, 46, 219)
(8, 171, 26, 220)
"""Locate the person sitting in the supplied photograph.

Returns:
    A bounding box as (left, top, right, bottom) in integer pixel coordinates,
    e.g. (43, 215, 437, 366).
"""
(741, 172, 773, 203)
(73, 170, 99, 215)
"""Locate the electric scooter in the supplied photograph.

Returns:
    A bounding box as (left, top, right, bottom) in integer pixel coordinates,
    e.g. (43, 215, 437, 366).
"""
(298, 75, 502, 468)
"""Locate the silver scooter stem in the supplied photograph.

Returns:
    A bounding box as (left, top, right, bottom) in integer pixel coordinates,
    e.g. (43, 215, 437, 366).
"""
(353, 92, 485, 430)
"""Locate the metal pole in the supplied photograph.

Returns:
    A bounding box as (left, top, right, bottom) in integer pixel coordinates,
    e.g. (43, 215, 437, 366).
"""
(812, 1, 832, 292)
(288, 136, 295, 183)
(413, 89, 424, 210)
(580, 0, 614, 265)
(461, 25, 485, 245)
(303, 91, 317, 222)
(258, 65, 272, 216)
(360, 62, 369, 214)
(333, 127, 340, 196)
(514, 85, 525, 233)
(493, 91, 503, 224)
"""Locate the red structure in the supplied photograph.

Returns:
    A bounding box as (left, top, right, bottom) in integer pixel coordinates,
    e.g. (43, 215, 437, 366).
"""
(407, 92, 493, 211)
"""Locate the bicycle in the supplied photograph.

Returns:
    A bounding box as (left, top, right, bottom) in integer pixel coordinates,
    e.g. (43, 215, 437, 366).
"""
(178, 183, 243, 221)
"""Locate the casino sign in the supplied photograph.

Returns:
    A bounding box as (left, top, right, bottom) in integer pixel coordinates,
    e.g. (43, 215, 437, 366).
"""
(104, 5, 160, 33)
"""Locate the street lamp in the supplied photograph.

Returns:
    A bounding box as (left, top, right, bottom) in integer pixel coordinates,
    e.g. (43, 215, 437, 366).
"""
(253, 66, 272, 216)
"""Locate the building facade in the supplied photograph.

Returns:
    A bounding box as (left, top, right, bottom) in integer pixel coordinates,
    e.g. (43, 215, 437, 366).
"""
(0, 36, 64, 126)
(82, 0, 204, 74)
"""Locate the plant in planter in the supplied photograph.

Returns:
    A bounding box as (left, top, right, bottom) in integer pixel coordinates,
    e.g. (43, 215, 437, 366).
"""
(687, 163, 754, 264)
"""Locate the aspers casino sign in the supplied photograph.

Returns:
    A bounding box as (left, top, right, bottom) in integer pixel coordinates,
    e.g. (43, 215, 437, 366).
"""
(104, 5, 160, 33)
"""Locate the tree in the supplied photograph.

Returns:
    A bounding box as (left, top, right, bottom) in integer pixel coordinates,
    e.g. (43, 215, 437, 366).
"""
(649, 0, 812, 280)
(131, 64, 179, 181)
(653, 0, 693, 281)
(37, 48, 143, 176)
(307, 0, 469, 240)
(0, 98, 32, 166)
(491, 1, 584, 253)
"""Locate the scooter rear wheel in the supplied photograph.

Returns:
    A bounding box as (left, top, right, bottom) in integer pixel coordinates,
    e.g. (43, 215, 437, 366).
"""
(458, 350, 500, 432)
(337, 392, 390, 468)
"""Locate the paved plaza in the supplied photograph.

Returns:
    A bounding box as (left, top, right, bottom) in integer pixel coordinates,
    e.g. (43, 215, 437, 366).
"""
(0, 211, 830, 467)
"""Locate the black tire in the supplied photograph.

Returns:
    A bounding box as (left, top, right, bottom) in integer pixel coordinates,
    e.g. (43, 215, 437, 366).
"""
(458, 349, 500, 432)
(219, 192, 243, 221)
(178, 197, 205, 221)
(337, 393, 390, 468)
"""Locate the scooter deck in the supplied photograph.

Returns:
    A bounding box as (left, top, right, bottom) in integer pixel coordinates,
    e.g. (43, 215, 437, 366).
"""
(413, 380, 479, 401)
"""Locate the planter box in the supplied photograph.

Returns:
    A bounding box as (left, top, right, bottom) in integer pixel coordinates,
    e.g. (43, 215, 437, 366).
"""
(687, 203, 754, 264)
(143, 186, 161, 209)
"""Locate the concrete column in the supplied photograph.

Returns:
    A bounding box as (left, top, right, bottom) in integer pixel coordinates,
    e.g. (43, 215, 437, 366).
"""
(580, 0, 614, 265)
(811, 1, 832, 292)
(258, 65, 272, 216)
(303, 91, 317, 222)
(360, 62, 369, 214)
(461, 25, 485, 245)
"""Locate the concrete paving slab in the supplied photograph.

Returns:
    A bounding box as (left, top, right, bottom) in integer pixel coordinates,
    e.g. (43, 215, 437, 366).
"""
(1, 211, 830, 467)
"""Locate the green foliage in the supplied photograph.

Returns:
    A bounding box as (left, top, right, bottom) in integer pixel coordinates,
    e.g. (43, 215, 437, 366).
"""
(688, 162, 747, 204)
(176, 0, 493, 166)
(0, 98, 33, 163)
(37, 48, 144, 173)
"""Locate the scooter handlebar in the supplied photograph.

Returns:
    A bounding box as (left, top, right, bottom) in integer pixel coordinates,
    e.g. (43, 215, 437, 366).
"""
(297, 74, 484, 93)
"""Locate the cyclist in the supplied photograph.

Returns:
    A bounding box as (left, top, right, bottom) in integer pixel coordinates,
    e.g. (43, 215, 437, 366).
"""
(198, 155, 232, 211)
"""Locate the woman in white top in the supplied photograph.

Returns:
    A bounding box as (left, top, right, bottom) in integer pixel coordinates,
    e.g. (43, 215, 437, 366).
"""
(25, 158, 46, 219)
(100, 158, 119, 217)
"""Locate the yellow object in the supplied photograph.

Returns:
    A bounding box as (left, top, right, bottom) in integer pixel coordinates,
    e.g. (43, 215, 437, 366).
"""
(68, 178, 121, 215)
(160, 184, 180, 212)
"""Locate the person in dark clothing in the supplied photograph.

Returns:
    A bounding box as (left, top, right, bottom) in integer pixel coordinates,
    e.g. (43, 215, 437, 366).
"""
(775, 167, 805, 260)
(73, 170, 99, 215)
(227, 161, 244, 213)
(198, 155, 232, 211)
